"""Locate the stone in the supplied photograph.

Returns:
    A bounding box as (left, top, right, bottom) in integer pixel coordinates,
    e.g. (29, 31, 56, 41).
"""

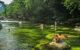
(42, 42, 71, 50)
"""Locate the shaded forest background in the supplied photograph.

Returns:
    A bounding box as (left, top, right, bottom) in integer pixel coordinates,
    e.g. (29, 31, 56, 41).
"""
(0, 0, 80, 27)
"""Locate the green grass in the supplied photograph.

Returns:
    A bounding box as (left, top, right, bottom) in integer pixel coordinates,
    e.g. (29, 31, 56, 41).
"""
(72, 47, 80, 50)
(15, 25, 80, 50)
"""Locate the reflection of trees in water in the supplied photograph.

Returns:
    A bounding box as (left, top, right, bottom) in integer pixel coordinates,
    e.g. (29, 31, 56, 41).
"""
(0, 23, 2, 30)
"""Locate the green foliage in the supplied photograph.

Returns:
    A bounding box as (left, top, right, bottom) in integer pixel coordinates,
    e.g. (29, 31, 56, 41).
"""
(45, 34, 54, 40)
(13, 25, 53, 50)
(14, 28, 39, 43)
(23, 0, 68, 24)
(35, 40, 49, 50)
(64, 0, 80, 16)
(0, 0, 80, 26)
(13, 25, 80, 50)
(72, 47, 80, 50)
(6, 0, 30, 20)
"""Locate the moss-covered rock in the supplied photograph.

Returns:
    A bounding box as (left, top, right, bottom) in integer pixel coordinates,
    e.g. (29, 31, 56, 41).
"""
(42, 42, 71, 50)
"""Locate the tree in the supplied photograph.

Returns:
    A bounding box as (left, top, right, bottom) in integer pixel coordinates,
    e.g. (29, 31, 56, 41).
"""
(25, 0, 68, 25)
(63, 0, 80, 26)
(6, 0, 31, 20)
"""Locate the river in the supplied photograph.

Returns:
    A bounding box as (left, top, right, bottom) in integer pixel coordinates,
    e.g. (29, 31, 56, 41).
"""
(0, 21, 18, 50)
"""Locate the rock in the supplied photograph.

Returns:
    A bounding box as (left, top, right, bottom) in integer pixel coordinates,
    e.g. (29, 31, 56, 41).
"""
(42, 42, 71, 50)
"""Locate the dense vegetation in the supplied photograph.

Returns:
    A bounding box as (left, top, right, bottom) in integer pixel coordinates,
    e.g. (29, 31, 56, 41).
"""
(0, 0, 80, 26)
(0, 0, 80, 50)
(13, 24, 80, 50)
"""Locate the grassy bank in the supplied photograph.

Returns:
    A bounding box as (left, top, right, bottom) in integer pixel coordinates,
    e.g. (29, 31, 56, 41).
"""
(13, 25, 80, 50)
(72, 47, 80, 50)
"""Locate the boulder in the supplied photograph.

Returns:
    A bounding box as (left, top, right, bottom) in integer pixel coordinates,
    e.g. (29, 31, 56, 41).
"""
(42, 42, 71, 50)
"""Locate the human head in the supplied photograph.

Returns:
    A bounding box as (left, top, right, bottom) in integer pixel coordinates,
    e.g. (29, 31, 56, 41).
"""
(58, 32, 63, 35)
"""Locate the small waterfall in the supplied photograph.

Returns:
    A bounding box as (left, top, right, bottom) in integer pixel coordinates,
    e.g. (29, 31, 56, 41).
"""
(0, 22, 16, 50)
